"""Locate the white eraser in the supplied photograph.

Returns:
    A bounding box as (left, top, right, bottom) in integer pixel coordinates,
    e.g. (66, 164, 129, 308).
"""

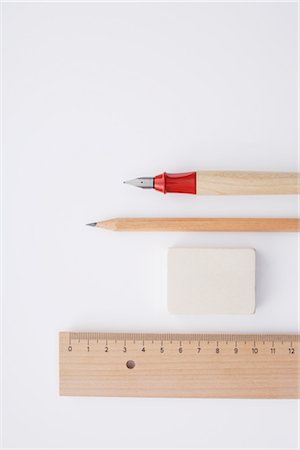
(167, 248, 256, 314)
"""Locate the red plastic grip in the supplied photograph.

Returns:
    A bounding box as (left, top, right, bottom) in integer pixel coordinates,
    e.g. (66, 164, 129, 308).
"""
(154, 172, 196, 194)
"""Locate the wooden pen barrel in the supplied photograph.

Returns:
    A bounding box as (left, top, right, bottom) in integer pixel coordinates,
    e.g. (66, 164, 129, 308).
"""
(196, 171, 300, 195)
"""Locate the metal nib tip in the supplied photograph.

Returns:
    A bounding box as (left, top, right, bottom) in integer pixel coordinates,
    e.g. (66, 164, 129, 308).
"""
(86, 222, 97, 227)
(123, 177, 154, 189)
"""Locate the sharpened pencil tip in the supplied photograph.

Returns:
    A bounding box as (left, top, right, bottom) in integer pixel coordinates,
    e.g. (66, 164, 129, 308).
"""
(86, 222, 97, 227)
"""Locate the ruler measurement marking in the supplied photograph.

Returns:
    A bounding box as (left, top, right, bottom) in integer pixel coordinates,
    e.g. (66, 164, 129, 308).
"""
(65, 332, 300, 358)
(66, 333, 300, 344)
(66, 339, 297, 355)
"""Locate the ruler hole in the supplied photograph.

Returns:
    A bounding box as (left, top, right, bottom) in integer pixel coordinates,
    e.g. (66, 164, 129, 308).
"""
(126, 360, 135, 369)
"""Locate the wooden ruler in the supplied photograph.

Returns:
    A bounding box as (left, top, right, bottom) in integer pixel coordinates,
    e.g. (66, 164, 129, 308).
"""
(59, 332, 300, 399)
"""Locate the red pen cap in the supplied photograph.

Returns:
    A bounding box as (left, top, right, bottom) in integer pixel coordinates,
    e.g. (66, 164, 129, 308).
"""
(154, 172, 197, 194)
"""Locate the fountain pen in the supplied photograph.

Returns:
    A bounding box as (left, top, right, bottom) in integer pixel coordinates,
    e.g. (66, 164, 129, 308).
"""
(124, 170, 300, 195)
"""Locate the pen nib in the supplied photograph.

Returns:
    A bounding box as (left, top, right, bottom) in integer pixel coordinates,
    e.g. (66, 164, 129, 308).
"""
(123, 177, 154, 189)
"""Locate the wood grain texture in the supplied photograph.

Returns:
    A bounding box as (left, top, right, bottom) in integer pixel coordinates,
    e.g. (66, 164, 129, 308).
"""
(95, 218, 300, 232)
(196, 171, 300, 195)
(60, 332, 300, 398)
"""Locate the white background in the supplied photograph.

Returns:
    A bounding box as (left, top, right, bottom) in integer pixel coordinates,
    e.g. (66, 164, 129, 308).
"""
(2, 2, 299, 449)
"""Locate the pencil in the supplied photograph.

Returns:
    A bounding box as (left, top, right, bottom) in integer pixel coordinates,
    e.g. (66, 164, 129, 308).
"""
(86, 218, 300, 232)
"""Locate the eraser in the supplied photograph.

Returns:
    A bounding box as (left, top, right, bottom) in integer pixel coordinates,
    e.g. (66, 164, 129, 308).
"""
(167, 248, 256, 314)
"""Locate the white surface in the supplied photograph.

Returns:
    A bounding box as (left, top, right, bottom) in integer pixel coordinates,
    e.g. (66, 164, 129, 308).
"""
(168, 248, 256, 314)
(2, 2, 299, 449)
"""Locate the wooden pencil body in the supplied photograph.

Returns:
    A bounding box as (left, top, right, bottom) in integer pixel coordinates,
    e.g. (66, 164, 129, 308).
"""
(98, 218, 300, 232)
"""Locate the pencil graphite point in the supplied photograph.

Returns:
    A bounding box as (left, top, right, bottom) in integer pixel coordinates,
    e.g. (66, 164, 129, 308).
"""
(86, 222, 97, 227)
